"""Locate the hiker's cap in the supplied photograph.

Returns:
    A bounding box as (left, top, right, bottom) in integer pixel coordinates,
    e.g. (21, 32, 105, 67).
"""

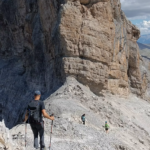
(35, 90, 41, 95)
(105, 121, 107, 123)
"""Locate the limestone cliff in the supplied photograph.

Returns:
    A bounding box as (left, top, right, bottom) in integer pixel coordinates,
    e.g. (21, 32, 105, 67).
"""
(0, 0, 148, 128)
(60, 0, 147, 97)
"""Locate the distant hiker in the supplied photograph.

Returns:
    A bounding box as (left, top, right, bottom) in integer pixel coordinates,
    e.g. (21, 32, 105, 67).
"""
(24, 91, 54, 150)
(105, 121, 109, 133)
(81, 114, 85, 125)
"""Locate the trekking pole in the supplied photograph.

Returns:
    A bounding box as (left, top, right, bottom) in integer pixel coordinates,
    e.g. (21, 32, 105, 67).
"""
(49, 114, 54, 150)
(25, 122, 27, 149)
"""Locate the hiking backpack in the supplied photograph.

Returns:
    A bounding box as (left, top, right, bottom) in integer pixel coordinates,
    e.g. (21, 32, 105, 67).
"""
(81, 115, 85, 121)
(28, 100, 40, 123)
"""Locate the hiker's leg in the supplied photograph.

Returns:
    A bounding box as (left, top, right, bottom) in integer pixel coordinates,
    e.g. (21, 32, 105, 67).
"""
(39, 122, 45, 148)
(30, 124, 39, 149)
(106, 129, 108, 133)
(83, 121, 85, 125)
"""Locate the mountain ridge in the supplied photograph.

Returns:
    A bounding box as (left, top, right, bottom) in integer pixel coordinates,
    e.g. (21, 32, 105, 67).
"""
(138, 34, 150, 44)
(137, 42, 150, 50)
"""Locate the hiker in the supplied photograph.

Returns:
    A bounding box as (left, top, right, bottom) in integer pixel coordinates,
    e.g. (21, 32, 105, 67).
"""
(81, 114, 85, 125)
(105, 121, 109, 133)
(24, 91, 54, 150)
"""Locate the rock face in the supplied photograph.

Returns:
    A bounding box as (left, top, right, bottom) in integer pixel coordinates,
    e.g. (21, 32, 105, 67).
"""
(140, 55, 150, 100)
(0, 0, 64, 127)
(0, 0, 148, 127)
(60, 0, 147, 97)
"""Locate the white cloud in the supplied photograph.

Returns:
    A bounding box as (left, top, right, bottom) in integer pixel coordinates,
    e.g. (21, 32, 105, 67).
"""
(120, 0, 150, 35)
(143, 21, 150, 28)
(136, 20, 150, 35)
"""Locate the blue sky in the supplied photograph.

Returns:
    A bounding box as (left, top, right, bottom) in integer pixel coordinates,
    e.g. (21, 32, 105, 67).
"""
(120, 0, 150, 35)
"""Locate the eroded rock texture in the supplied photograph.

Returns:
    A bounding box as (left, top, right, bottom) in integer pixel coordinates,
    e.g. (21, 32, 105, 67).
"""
(0, 0, 64, 128)
(60, 0, 147, 96)
(0, 0, 148, 127)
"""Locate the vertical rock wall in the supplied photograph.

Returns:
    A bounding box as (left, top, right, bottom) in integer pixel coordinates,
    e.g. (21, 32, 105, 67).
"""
(60, 0, 147, 96)
(0, 0, 64, 128)
(61, 0, 115, 94)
